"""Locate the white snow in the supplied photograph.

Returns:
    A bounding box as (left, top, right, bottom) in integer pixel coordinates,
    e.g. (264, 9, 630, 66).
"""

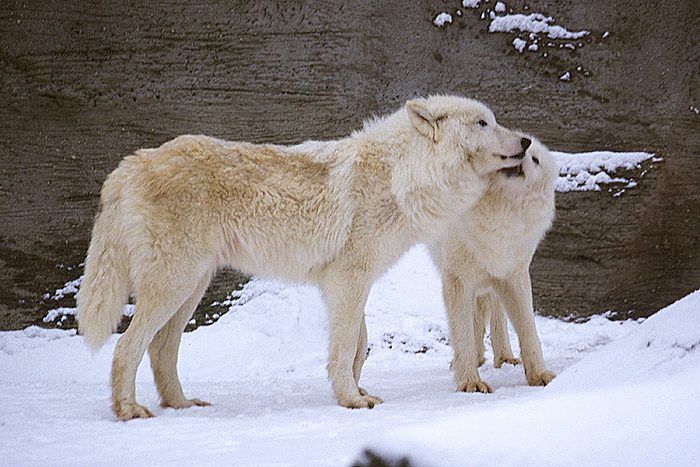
(513, 37, 527, 53)
(2, 242, 697, 466)
(433, 12, 453, 27)
(462, 0, 481, 8)
(489, 13, 589, 40)
(42, 306, 76, 323)
(494, 2, 506, 13)
(44, 276, 81, 300)
(552, 150, 654, 192)
(554, 150, 652, 176)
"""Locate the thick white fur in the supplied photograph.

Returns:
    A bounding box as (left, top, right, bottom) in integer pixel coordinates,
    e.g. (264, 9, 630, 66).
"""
(428, 137, 558, 393)
(76, 95, 529, 420)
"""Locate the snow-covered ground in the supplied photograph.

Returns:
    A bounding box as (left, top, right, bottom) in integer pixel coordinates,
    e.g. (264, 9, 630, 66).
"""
(2, 242, 698, 466)
(364, 283, 700, 467)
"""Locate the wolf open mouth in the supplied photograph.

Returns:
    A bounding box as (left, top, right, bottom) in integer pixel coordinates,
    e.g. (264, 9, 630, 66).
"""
(500, 163, 524, 178)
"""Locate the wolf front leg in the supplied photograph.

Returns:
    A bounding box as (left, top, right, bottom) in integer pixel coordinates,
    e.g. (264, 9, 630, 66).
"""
(443, 272, 492, 394)
(320, 272, 383, 409)
(493, 271, 555, 386)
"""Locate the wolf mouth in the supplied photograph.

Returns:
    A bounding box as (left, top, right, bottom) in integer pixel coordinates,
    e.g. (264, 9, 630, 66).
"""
(498, 149, 527, 161)
(500, 163, 524, 178)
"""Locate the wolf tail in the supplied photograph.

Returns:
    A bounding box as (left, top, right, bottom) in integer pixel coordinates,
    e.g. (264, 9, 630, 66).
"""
(76, 175, 131, 352)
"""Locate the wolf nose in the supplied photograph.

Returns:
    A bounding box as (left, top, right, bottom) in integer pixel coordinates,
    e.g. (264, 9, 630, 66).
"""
(521, 137, 532, 151)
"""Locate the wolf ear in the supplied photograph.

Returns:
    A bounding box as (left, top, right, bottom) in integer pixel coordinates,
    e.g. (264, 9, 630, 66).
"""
(406, 100, 441, 142)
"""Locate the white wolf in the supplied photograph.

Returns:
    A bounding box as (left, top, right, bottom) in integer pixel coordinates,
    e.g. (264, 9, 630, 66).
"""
(429, 136, 558, 392)
(76, 96, 530, 420)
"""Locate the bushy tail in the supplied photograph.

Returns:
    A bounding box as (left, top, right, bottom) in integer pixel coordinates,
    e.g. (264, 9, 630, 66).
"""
(76, 196, 130, 352)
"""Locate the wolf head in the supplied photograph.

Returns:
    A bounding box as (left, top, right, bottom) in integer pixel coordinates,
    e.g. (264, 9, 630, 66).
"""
(493, 134, 558, 194)
(405, 95, 529, 176)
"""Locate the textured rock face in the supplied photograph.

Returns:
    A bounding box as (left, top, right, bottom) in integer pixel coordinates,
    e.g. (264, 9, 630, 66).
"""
(1, 1, 699, 329)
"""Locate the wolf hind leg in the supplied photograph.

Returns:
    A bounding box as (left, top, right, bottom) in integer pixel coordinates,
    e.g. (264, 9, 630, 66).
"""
(149, 270, 213, 410)
(482, 292, 520, 368)
(474, 295, 488, 367)
(353, 314, 369, 396)
(111, 269, 208, 421)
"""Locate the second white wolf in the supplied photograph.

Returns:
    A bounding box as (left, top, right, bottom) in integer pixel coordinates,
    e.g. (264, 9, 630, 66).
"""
(429, 136, 558, 392)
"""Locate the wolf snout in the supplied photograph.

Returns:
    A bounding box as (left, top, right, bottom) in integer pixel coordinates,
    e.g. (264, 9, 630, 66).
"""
(508, 137, 531, 160)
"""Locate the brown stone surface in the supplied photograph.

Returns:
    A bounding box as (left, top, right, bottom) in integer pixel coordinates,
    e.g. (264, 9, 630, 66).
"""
(1, 0, 698, 329)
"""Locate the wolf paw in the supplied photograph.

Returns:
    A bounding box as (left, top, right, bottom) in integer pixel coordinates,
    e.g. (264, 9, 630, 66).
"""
(457, 380, 493, 394)
(340, 393, 384, 409)
(113, 401, 154, 421)
(161, 397, 211, 409)
(527, 370, 556, 386)
(494, 356, 521, 368)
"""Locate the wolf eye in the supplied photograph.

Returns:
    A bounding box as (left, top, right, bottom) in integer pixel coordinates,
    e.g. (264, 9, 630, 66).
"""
(478, 119, 488, 127)
(532, 156, 540, 165)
